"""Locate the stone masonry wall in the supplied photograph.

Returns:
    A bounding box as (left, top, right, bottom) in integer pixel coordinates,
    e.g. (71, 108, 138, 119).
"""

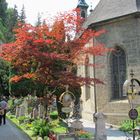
(80, 14, 140, 124)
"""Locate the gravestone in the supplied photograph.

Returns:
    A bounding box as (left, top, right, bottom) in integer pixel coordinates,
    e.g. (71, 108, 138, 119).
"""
(48, 105, 53, 112)
(19, 105, 25, 117)
(94, 112, 107, 140)
(22, 98, 28, 116)
(33, 108, 38, 119)
(29, 112, 32, 118)
(15, 106, 20, 118)
(38, 104, 45, 118)
(70, 120, 83, 132)
(52, 97, 57, 108)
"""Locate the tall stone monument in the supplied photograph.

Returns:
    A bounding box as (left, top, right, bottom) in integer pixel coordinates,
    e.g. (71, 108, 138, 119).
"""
(94, 112, 107, 140)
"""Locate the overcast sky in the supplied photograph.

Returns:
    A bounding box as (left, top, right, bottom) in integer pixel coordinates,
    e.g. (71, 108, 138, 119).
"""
(6, 0, 100, 25)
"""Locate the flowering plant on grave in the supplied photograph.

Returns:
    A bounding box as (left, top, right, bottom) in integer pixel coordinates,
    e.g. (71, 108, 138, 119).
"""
(76, 130, 93, 138)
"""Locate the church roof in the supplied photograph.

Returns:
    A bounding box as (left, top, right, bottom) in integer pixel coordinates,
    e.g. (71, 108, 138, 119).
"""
(86, 0, 140, 26)
(77, 0, 89, 8)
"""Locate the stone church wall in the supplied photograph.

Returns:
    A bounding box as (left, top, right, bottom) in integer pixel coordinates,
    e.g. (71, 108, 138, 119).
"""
(80, 15, 140, 124)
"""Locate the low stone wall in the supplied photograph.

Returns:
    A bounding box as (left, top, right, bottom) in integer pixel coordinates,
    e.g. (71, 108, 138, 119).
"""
(81, 99, 131, 125)
(105, 113, 129, 125)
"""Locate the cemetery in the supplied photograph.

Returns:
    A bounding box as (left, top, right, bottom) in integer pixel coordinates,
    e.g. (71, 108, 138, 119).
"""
(2, 0, 140, 140)
(7, 93, 94, 140)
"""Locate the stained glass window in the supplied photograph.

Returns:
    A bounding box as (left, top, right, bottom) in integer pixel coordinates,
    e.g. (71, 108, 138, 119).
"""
(110, 46, 126, 99)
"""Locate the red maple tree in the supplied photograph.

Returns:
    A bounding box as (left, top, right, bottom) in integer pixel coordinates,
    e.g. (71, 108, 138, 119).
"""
(0, 9, 109, 94)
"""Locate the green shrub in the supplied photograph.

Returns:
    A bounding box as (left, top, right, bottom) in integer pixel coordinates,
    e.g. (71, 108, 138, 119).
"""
(120, 120, 135, 132)
(44, 136, 49, 140)
(24, 118, 34, 124)
(24, 123, 33, 130)
(18, 116, 28, 124)
(32, 120, 43, 136)
(32, 119, 49, 137)
(8, 99, 14, 111)
(9, 114, 15, 119)
(50, 111, 58, 120)
(49, 120, 59, 127)
(48, 120, 67, 134)
(39, 126, 49, 138)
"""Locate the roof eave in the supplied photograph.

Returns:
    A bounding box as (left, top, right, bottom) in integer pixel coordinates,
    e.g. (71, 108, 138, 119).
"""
(88, 11, 140, 28)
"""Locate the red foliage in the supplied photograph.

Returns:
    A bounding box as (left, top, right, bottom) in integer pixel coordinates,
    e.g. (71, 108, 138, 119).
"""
(0, 9, 109, 88)
(10, 73, 35, 83)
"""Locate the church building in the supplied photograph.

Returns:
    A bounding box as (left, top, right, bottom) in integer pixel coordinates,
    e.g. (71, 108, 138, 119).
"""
(77, 0, 140, 124)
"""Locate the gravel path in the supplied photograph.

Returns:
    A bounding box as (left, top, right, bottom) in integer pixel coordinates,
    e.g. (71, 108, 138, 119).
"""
(0, 119, 31, 140)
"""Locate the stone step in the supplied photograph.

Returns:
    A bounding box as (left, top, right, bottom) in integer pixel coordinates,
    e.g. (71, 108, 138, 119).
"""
(101, 101, 130, 114)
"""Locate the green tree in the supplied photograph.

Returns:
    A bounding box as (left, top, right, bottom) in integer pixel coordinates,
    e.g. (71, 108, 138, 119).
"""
(1, 9, 107, 117)
(0, 59, 10, 97)
(19, 5, 26, 23)
(0, 18, 7, 42)
(0, 3, 19, 42)
(0, 0, 8, 24)
(42, 19, 46, 25)
(6, 5, 18, 31)
(0, 0, 8, 42)
(35, 12, 42, 26)
(5, 5, 19, 42)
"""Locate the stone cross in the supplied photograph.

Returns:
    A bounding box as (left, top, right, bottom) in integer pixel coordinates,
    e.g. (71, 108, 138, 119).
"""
(94, 112, 107, 140)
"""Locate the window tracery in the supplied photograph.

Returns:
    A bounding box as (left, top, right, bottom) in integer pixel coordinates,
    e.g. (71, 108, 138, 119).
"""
(110, 46, 126, 99)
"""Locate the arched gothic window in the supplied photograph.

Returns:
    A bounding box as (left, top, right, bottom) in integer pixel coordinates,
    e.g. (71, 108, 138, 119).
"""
(110, 46, 126, 99)
(85, 55, 90, 100)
